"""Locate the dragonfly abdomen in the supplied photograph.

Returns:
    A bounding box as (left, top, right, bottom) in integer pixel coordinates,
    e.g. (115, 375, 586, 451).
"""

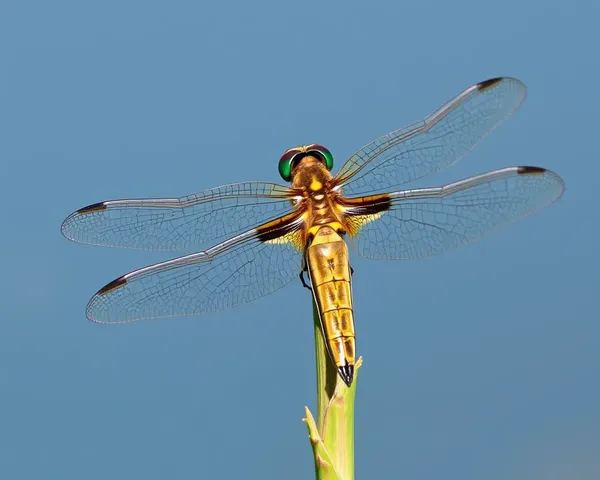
(306, 224, 356, 386)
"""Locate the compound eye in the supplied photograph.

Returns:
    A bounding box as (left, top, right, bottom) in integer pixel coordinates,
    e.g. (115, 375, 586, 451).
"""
(307, 144, 333, 171)
(278, 148, 302, 182)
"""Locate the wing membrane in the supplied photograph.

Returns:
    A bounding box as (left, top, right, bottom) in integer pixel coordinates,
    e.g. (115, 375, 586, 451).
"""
(86, 218, 305, 323)
(61, 182, 296, 251)
(346, 167, 564, 260)
(336, 77, 527, 196)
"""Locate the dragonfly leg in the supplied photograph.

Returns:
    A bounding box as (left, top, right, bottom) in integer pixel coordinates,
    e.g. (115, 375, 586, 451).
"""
(299, 270, 312, 290)
(299, 249, 312, 291)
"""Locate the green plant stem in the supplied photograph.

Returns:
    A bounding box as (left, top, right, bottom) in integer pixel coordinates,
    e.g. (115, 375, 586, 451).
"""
(304, 299, 360, 480)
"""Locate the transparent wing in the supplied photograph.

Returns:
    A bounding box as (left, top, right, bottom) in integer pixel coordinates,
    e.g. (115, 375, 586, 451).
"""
(85, 216, 305, 323)
(335, 77, 527, 196)
(346, 167, 564, 260)
(61, 182, 296, 251)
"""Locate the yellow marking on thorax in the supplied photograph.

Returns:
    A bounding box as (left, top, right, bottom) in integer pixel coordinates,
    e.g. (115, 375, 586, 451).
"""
(310, 177, 323, 191)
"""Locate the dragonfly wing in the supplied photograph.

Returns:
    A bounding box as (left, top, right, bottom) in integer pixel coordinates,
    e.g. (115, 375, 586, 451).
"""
(86, 211, 306, 323)
(343, 167, 564, 260)
(61, 181, 297, 251)
(335, 78, 527, 196)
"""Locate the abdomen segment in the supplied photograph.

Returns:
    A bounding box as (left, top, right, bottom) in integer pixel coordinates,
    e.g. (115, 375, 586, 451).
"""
(306, 225, 356, 385)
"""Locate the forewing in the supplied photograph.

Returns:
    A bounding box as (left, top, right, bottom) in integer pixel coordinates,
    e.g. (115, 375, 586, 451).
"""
(335, 78, 527, 196)
(61, 182, 296, 251)
(344, 167, 564, 260)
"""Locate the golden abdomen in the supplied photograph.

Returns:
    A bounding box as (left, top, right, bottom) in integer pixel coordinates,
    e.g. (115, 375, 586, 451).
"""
(306, 224, 356, 385)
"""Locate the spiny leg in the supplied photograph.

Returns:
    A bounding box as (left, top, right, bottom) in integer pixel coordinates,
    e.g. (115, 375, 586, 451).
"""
(299, 250, 312, 291)
(299, 269, 311, 290)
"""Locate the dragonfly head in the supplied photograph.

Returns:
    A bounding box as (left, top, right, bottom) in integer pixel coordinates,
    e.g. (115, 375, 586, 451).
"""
(278, 144, 334, 182)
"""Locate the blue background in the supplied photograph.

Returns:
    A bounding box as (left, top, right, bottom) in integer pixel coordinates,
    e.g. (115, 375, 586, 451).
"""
(2, 1, 598, 478)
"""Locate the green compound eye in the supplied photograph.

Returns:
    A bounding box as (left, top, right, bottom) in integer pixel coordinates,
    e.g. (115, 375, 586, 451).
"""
(278, 148, 302, 182)
(307, 144, 334, 171)
(278, 145, 334, 182)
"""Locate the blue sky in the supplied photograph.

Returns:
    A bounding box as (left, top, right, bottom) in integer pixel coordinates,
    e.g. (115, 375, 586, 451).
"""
(1, 1, 599, 479)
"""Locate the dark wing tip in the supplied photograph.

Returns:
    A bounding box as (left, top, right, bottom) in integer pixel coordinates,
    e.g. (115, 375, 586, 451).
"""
(517, 166, 547, 175)
(97, 276, 127, 295)
(477, 77, 504, 91)
(338, 364, 354, 387)
(77, 202, 107, 214)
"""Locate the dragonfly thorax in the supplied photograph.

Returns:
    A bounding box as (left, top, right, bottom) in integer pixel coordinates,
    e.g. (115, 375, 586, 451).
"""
(290, 156, 333, 193)
(291, 156, 345, 231)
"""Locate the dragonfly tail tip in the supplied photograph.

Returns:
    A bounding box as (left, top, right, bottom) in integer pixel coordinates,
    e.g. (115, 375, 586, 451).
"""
(338, 364, 354, 387)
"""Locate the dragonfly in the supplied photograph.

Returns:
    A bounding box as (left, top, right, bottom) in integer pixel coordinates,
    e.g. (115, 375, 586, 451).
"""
(61, 77, 564, 386)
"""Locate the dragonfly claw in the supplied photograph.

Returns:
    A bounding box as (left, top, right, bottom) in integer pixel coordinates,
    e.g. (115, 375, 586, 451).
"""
(299, 270, 312, 291)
